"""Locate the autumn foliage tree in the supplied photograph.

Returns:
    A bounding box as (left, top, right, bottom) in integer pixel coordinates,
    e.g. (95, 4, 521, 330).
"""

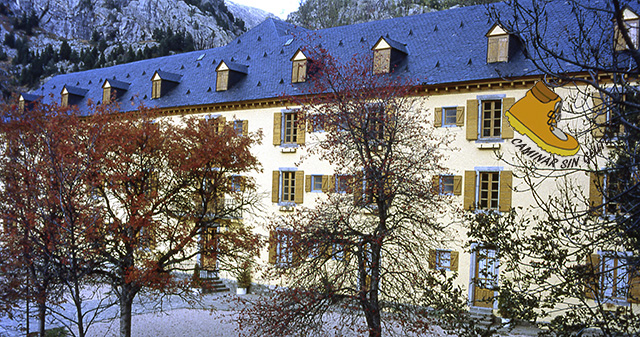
(0, 99, 263, 337)
(239, 48, 463, 337)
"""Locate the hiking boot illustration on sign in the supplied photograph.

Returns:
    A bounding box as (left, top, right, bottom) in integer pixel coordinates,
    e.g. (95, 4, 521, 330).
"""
(506, 81, 580, 156)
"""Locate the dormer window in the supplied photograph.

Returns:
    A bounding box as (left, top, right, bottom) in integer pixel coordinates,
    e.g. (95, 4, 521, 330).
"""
(615, 7, 639, 51)
(61, 85, 88, 107)
(150, 70, 181, 99)
(102, 79, 130, 104)
(371, 36, 408, 74)
(18, 93, 40, 112)
(486, 24, 510, 63)
(215, 60, 248, 91)
(291, 49, 308, 83)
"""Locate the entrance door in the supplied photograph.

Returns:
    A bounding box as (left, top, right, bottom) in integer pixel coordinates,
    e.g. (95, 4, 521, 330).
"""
(202, 226, 218, 271)
(473, 248, 498, 308)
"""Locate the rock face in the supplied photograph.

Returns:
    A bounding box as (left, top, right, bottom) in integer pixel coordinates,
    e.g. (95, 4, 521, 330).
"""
(225, 0, 277, 29)
(5, 0, 271, 49)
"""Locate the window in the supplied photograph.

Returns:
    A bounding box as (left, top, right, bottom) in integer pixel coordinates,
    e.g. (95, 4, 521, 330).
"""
(428, 249, 459, 271)
(336, 175, 352, 193)
(478, 172, 499, 210)
(443, 107, 457, 126)
(283, 112, 297, 144)
(590, 171, 622, 216)
(229, 175, 243, 192)
(233, 120, 248, 136)
(371, 37, 408, 75)
(463, 170, 512, 211)
(273, 111, 305, 146)
(486, 24, 510, 63)
(373, 48, 391, 74)
(435, 175, 462, 195)
(615, 8, 639, 51)
(591, 94, 625, 140)
(466, 97, 515, 141)
(269, 228, 294, 266)
(311, 175, 323, 192)
(272, 170, 304, 205)
(216, 70, 228, 91)
(332, 242, 346, 261)
(481, 100, 502, 138)
(291, 50, 308, 83)
(434, 106, 465, 127)
(310, 114, 325, 132)
(365, 104, 385, 141)
(61, 88, 69, 107)
(205, 115, 226, 134)
(586, 252, 640, 303)
(152, 80, 161, 99)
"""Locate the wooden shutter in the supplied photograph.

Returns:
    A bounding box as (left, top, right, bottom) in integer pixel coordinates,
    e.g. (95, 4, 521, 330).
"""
(466, 100, 478, 140)
(273, 113, 282, 145)
(453, 175, 462, 196)
(61, 93, 69, 107)
(217, 116, 226, 134)
(152, 80, 161, 98)
(103, 87, 111, 104)
(450, 251, 459, 271)
(296, 113, 306, 145)
(298, 61, 307, 83)
(428, 249, 436, 269)
(464, 171, 476, 210)
(432, 175, 441, 194)
(497, 36, 509, 62)
(272, 171, 280, 203)
(373, 49, 391, 74)
(291, 61, 299, 83)
(628, 269, 640, 303)
(268, 231, 277, 264)
(585, 253, 600, 299)
(589, 172, 603, 211)
(434, 107, 442, 127)
(499, 170, 513, 212)
(305, 175, 311, 192)
(456, 106, 465, 126)
(502, 97, 515, 139)
(294, 171, 304, 204)
(353, 173, 363, 205)
(487, 36, 498, 63)
(216, 70, 228, 91)
(322, 175, 334, 192)
(591, 95, 606, 138)
(242, 120, 248, 137)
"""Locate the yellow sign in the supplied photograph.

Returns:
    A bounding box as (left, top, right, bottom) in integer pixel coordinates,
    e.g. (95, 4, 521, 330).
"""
(506, 81, 580, 156)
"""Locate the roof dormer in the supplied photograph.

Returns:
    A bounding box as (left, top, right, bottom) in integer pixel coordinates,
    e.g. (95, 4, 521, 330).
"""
(102, 79, 130, 104)
(151, 70, 181, 99)
(18, 92, 41, 112)
(486, 24, 511, 63)
(372, 36, 408, 74)
(615, 7, 639, 51)
(61, 85, 88, 107)
(290, 49, 308, 83)
(215, 60, 248, 91)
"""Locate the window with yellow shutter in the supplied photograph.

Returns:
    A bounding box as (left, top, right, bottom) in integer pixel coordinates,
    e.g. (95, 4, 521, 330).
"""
(486, 24, 510, 63)
(274, 170, 305, 205)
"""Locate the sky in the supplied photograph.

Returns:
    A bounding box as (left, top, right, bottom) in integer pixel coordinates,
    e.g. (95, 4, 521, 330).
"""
(229, 0, 301, 19)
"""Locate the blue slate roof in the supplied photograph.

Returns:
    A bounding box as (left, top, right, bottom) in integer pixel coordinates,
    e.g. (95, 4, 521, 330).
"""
(64, 85, 89, 97)
(154, 70, 182, 83)
(104, 78, 130, 90)
(32, 1, 638, 113)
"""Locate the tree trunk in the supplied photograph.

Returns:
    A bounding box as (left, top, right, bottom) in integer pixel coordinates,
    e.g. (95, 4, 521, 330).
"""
(360, 243, 382, 337)
(73, 281, 85, 337)
(119, 285, 136, 337)
(37, 300, 46, 337)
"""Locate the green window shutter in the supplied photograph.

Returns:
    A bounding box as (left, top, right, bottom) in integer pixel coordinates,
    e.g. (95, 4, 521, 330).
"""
(272, 171, 280, 203)
(434, 107, 442, 127)
(464, 171, 476, 210)
(499, 170, 513, 212)
(456, 106, 465, 126)
(502, 97, 515, 139)
(466, 100, 478, 140)
(273, 113, 282, 145)
(294, 171, 305, 204)
(453, 175, 462, 196)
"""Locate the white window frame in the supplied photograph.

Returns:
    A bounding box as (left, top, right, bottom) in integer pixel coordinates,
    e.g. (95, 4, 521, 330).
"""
(441, 106, 458, 127)
(278, 168, 298, 206)
(311, 175, 323, 192)
(476, 94, 506, 141)
(599, 250, 632, 304)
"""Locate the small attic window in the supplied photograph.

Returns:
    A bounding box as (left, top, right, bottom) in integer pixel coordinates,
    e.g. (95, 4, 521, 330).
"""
(372, 36, 408, 74)
(103, 79, 130, 104)
(291, 49, 308, 83)
(197, 53, 205, 61)
(284, 38, 293, 46)
(615, 7, 639, 51)
(215, 60, 248, 91)
(151, 70, 181, 99)
(60, 85, 88, 107)
(19, 93, 40, 112)
(486, 24, 510, 63)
